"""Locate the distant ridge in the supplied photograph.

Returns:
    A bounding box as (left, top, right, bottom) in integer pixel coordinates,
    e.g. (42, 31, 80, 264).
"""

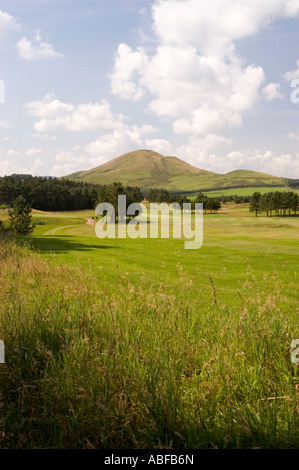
(65, 149, 288, 192)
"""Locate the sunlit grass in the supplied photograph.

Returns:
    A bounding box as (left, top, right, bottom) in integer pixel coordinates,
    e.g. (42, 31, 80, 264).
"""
(0, 204, 298, 448)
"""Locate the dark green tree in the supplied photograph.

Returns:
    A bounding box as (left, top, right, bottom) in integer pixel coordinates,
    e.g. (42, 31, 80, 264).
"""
(96, 182, 143, 221)
(8, 195, 35, 235)
(291, 192, 299, 215)
(249, 192, 262, 217)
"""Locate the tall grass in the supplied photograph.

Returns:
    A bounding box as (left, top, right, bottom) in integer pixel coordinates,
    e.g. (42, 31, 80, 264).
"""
(0, 236, 298, 448)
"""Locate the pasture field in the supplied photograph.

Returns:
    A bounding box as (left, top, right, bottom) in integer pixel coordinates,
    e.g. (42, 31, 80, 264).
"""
(183, 187, 299, 199)
(0, 204, 298, 449)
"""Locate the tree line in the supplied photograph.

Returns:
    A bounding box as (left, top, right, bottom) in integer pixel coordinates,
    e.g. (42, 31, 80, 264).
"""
(249, 191, 299, 217)
(214, 194, 251, 204)
(146, 189, 221, 213)
(0, 175, 223, 214)
(0, 175, 99, 211)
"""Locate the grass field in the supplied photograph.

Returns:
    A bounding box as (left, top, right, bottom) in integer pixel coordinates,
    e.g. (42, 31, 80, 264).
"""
(0, 204, 298, 449)
(182, 187, 299, 199)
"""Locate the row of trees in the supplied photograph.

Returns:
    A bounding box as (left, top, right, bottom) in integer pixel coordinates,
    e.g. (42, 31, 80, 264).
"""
(213, 194, 251, 204)
(194, 193, 222, 213)
(0, 175, 99, 211)
(146, 188, 190, 205)
(249, 191, 299, 217)
(146, 189, 221, 213)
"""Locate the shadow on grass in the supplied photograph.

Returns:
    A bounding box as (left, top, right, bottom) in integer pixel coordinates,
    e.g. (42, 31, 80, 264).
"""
(28, 236, 118, 254)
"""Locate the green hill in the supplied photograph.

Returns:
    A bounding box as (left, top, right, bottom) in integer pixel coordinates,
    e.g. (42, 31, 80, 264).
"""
(65, 149, 288, 192)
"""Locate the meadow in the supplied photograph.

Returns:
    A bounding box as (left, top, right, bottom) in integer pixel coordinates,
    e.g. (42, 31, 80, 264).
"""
(182, 187, 299, 199)
(0, 204, 298, 449)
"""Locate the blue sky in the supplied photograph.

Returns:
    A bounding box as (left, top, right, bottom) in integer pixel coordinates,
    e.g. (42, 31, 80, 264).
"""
(0, 0, 299, 178)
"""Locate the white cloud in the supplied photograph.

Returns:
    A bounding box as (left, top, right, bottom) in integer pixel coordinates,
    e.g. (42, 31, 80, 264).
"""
(174, 143, 299, 178)
(0, 10, 20, 38)
(31, 158, 46, 175)
(17, 29, 64, 60)
(0, 157, 46, 177)
(262, 82, 284, 101)
(0, 121, 12, 129)
(3, 136, 10, 141)
(52, 151, 89, 176)
(152, 0, 299, 53)
(25, 93, 73, 119)
(288, 132, 299, 142)
(25, 147, 42, 156)
(144, 139, 174, 155)
(284, 59, 299, 81)
(110, 0, 299, 137)
(31, 133, 58, 141)
(85, 124, 157, 160)
(25, 94, 157, 164)
(6, 149, 20, 156)
(25, 95, 126, 133)
(110, 43, 148, 100)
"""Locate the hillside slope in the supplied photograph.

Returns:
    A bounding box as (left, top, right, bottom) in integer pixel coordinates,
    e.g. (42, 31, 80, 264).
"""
(66, 149, 287, 192)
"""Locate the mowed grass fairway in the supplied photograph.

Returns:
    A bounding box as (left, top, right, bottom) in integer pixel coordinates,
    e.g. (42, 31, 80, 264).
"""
(30, 205, 299, 304)
(0, 204, 298, 449)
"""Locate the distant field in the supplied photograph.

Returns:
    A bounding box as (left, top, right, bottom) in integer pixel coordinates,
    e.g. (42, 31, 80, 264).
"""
(0, 204, 298, 449)
(183, 187, 299, 199)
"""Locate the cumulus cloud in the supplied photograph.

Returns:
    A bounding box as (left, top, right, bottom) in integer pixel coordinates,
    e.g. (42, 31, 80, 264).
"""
(110, 43, 148, 100)
(144, 139, 174, 155)
(110, 0, 299, 137)
(25, 94, 158, 167)
(284, 59, 299, 81)
(51, 151, 89, 176)
(25, 147, 42, 156)
(85, 124, 157, 160)
(17, 30, 64, 60)
(175, 143, 299, 178)
(288, 132, 299, 142)
(262, 82, 284, 101)
(0, 10, 19, 38)
(0, 157, 46, 177)
(24, 94, 137, 133)
(152, 0, 299, 53)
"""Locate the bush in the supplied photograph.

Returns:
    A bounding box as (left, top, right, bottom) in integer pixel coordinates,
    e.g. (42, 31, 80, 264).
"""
(33, 219, 46, 226)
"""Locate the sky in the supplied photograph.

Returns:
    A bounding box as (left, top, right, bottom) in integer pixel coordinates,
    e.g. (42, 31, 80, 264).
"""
(0, 0, 299, 178)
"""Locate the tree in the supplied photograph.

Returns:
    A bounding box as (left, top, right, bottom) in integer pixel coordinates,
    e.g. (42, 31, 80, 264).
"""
(261, 192, 274, 217)
(8, 196, 35, 235)
(96, 182, 143, 221)
(249, 192, 262, 217)
(291, 193, 299, 215)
